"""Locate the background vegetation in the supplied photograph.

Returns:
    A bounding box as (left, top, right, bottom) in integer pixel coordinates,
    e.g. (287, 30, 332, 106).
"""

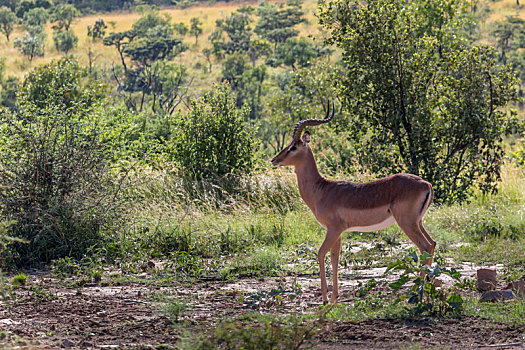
(0, 0, 525, 348)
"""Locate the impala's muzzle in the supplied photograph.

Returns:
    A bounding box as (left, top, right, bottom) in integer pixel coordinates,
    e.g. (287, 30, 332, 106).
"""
(270, 157, 280, 167)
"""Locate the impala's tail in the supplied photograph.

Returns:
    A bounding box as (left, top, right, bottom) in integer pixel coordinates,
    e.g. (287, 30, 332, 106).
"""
(420, 183, 433, 217)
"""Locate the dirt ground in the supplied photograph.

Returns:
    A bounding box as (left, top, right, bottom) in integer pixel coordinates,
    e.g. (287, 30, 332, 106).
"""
(318, 317, 525, 349)
(0, 263, 524, 349)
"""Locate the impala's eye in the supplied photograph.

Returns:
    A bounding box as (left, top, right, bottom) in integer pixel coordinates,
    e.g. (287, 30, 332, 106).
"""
(289, 145, 297, 152)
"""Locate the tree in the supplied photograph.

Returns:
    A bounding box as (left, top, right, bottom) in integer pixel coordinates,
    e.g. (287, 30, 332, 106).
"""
(255, 0, 305, 47)
(14, 34, 45, 61)
(270, 37, 330, 69)
(50, 4, 80, 32)
(214, 8, 253, 54)
(104, 11, 188, 115)
(131, 9, 170, 36)
(16, 0, 36, 18)
(22, 7, 48, 35)
(53, 30, 79, 54)
(209, 28, 226, 60)
(248, 38, 272, 66)
(221, 53, 267, 119)
(124, 25, 185, 66)
(103, 30, 136, 72)
(202, 47, 212, 72)
(490, 17, 525, 64)
(221, 53, 247, 92)
(3, 0, 20, 13)
(0, 59, 18, 109)
(319, 0, 520, 202)
(190, 17, 202, 45)
(0, 75, 19, 109)
(0, 6, 17, 42)
(87, 18, 107, 41)
(263, 59, 344, 155)
(173, 22, 188, 36)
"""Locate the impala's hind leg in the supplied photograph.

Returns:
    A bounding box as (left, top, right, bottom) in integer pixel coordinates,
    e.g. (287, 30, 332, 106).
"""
(419, 220, 436, 265)
(390, 199, 435, 267)
(395, 219, 434, 267)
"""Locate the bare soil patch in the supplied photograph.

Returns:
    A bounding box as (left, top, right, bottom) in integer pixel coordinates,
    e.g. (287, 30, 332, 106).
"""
(317, 317, 525, 350)
(0, 266, 523, 349)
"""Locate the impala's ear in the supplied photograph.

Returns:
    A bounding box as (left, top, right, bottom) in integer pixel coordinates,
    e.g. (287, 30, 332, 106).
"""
(302, 131, 310, 144)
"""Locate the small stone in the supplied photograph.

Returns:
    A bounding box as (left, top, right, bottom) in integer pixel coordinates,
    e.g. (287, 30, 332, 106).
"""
(476, 268, 497, 291)
(479, 290, 514, 303)
(140, 261, 155, 271)
(510, 280, 525, 298)
(61, 339, 75, 348)
(0, 319, 20, 325)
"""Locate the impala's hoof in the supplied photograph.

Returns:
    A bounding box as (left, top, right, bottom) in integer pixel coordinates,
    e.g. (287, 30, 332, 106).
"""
(323, 299, 328, 305)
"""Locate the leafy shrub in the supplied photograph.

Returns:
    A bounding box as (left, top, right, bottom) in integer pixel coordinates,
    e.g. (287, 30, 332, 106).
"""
(387, 250, 464, 316)
(163, 298, 188, 323)
(510, 144, 525, 168)
(11, 273, 28, 287)
(0, 59, 122, 266)
(53, 30, 78, 54)
(171, 84, 257, 181)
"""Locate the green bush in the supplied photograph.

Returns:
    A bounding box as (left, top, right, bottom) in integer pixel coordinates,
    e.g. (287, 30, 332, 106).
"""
(0, 59, 122, 266)
(171, 84, 257, 181)
(53, 30, 79, 54)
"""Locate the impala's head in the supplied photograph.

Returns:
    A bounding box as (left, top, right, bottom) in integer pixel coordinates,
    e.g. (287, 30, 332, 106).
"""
(271, 102, 335, 167)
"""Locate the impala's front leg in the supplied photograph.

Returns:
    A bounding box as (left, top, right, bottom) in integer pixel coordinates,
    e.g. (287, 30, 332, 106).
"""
(330, 236, 342, 303)
(318, 228, 342, 304)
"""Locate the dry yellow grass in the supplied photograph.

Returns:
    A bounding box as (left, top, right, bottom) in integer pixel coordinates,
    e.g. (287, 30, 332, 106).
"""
(0, 0, 320, 79)
(485, 0, 523, 22)
(0, 0, 517, 92)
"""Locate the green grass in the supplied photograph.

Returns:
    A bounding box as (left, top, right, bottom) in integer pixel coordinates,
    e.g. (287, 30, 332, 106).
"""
(187, 312, 316, 350)
(463, 297, 525, 326)
(106, 160, 525, 282)
(10, 273, 28, 287)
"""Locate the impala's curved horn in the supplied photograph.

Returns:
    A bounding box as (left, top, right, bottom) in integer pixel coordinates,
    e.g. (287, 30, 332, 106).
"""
(292, 100, 335, 141)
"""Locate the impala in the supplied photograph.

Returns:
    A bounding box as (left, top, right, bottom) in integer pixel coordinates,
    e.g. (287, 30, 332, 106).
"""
(271, 103, 436, 304)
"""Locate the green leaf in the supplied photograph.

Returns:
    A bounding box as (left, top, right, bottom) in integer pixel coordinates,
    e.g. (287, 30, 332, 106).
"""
(446, 292, 463, 309)
(419, 252, 433, 263)
(385, 260, 407, 273)
(443, 268, 461, 280)
(389, 275, 409, 290)
(409, 251, 418, 263)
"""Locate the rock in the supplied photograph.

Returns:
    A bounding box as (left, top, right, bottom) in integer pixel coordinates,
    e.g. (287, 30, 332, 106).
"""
(506, 279, 525, 298)
(140, 261, 155, 272)
(0, 319, 20, 325)
(61, 339, 75, 348)
(432, 278, 443, 288)
(476, 268, 497, 291)
(479, 290, 514, 303)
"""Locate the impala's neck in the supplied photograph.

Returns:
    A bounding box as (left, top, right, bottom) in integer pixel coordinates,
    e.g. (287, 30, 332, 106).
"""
(294, 148, 326, 208)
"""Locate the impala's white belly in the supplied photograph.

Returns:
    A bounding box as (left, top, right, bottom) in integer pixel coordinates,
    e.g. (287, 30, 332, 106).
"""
(346, 216, 396, 232)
